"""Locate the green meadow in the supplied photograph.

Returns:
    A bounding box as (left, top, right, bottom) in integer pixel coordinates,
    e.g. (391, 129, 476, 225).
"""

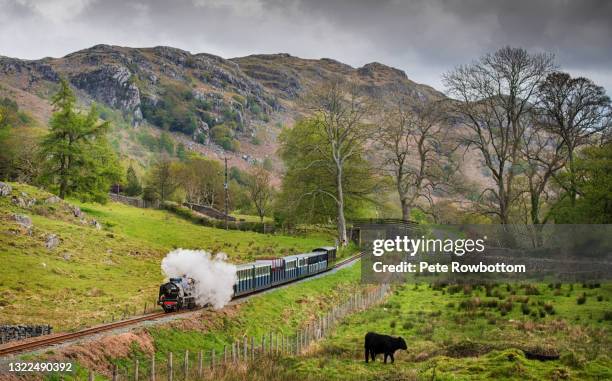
(254, 282, 612, 380)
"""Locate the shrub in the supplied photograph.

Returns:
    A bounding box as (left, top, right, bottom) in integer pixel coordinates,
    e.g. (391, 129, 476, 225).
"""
(402, 321, 413, 330)
(603, 311, 612, 321)
(499, 300, 513, 316)
(521, 303, 531, 315)
(483, 299, 498, 308)
(577, 292, 587, 305)
(543, 302, 555, 315)
(524, 284, 540, 295)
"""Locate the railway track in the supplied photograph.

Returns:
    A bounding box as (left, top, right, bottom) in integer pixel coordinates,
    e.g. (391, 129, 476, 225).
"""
(0, 252, 363, 357)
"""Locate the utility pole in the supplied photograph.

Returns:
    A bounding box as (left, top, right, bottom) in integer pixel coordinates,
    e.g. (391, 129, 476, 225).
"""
(224, 157, 229, 230)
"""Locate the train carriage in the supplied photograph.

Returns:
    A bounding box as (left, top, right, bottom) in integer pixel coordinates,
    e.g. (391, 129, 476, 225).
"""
(313, 246, 337, 263)
(256, 258, 285, 285)
(234, 262, 272, 296)
(303, 251, 329, 275)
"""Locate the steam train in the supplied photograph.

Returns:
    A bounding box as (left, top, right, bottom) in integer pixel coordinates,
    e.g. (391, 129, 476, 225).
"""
(158, 246, 337, 312)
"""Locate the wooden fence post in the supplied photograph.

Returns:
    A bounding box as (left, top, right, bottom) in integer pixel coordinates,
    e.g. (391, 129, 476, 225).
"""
(251, 336, 255, 361)
(167, 352, 173, 381)
(209, 350, 213, 373)
(243, 336, 248, 359)
(112, 364, 118, 381)
(223, 345, 227, 364)
(88, 370, 94, 381)
(135, 359, 139, 381)
(232, 342, 236, 363)
(197, 350, 203, 377)
(183, 350, 188, 380)
(150, 355, 155, 381)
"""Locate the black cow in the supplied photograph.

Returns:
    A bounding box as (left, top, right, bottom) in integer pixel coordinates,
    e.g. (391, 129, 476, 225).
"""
(364, 332, 407, 364)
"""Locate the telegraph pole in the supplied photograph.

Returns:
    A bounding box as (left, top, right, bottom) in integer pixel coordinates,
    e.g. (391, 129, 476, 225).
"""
(224, 157, 229, 230)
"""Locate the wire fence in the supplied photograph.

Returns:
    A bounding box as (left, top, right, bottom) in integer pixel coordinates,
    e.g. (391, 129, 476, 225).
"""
(86, 284, 390, 381)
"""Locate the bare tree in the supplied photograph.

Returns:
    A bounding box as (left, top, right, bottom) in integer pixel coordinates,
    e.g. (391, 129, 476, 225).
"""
(300, 79, 374, 245)
(377, 95, 456, 221)
(520, 120, 567, 225)
(246, 166, 273, 223)
(444, 47, 554, 224)
(537, 72, 612, 203)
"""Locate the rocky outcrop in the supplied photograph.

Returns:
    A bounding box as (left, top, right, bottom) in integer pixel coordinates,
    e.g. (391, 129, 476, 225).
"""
(90, 220, 102, 230)
(12, 193, 35, 208)
(0, 182, 11, 196)
(357, 62, 408, 80)
(70, 205, 82, 218)
(13, 214, 32, 231)
(70, 65, 143, 124)
(45, 195, 61, 204)
(45, 234, 60, 250)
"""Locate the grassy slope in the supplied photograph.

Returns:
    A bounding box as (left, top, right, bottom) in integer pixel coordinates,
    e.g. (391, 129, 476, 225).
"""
(0, 182, 329, 331)
(277, 282, 612, 380)
(75, 201, 325, 261)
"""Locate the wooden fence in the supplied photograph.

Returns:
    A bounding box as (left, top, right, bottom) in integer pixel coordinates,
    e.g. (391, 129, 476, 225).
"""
(86, 284, 390, 381)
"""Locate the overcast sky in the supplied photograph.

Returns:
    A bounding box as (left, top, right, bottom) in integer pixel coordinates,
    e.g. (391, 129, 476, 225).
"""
(1, 0, 611, 92)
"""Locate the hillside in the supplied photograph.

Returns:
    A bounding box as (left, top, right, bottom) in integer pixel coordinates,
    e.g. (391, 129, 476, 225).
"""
(0, 182, 329, 330)
(0, 45, 445, 175)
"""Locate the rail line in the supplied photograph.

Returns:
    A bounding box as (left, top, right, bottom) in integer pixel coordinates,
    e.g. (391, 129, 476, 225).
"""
(0, 252, 363, 357)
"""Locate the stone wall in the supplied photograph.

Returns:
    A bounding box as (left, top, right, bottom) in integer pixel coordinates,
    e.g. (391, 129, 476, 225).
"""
(183, 202, 236, 221)
(0, 325, 52, 344)
(109, 193, 159, 209)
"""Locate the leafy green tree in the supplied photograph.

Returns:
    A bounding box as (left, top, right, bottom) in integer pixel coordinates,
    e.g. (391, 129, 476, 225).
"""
(39, 80, 121, 202)
(278, 80, 377, 245)
(145, 154, 180, 202)
(177, 156, 224, 208)
(158, 131, 175, 154)
(552, 143, 612, 223)
(124, 164, 142, 196)
(277, 117, 378, 236)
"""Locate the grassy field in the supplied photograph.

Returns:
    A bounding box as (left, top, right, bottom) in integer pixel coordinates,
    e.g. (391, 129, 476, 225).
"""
(75, 201, 327, 261)
(251, 281, 611, 380)
(0, 182, 331, 330)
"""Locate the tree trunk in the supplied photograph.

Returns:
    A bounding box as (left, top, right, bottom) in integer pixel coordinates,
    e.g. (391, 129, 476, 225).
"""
(567, 150, 577, 205)
(336, 166, 348, 246)
(59, 180, 67, 199)
(400, 198, 411, 222)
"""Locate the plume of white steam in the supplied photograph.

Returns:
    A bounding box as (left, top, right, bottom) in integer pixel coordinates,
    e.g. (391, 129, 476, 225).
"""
(161, 249, 237, 309)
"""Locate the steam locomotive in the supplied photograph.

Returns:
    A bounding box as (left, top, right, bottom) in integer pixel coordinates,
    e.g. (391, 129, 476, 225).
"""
(158, 246, 337, 312)
(158, 277, 197, 312)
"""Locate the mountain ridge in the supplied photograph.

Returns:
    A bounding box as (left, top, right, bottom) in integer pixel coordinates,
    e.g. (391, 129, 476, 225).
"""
(0, 44, 446, 173)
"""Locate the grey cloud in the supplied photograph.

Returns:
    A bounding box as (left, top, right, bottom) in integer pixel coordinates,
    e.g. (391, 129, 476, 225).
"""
(0, 0, 610, 92)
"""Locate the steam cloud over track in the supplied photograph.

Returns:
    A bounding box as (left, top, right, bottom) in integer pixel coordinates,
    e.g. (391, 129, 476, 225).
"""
(161, 249, 237, 308)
